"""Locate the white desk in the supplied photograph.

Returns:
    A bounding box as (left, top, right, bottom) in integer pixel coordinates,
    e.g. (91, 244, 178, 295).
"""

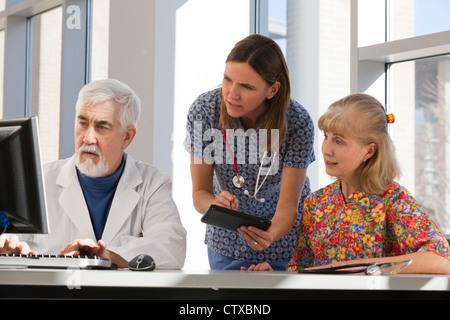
(0, 268, 449, 300)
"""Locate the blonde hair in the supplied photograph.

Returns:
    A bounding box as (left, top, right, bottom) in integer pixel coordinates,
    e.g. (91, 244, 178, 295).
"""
(318, 93, 401, 194)
(219, 34, 290, 148)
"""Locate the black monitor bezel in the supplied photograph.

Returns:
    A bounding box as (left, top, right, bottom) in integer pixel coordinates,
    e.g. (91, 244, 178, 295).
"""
(0, 116, 49, 234)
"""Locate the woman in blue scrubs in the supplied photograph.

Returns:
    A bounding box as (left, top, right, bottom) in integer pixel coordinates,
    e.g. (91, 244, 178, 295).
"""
(184, 34, 315, 270)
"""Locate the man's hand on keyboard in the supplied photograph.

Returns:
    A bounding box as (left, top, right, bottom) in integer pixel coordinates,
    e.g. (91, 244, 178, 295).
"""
(59, 238, 128, 268)
(59, 238, 106, 256)
(0, 234, 35, 255)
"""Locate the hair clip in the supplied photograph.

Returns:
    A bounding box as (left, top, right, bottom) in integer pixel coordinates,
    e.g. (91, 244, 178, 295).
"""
(386, 113, 395, 124)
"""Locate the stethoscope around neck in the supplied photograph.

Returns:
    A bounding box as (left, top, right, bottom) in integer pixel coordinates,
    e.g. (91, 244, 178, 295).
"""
(222, 127, 279, 203)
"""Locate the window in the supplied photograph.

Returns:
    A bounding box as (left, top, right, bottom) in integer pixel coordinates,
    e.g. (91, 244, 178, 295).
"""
(27, 7, 63, 164)
(358, 0, 450, 45)
(268, 0, 286, 54)
(0, 30, 4, 118)
(389, 55, 450, 232)
(3, 0, 92, 161)
(358, 0, 450, 234)
(391, 0, 450, 41)
(266, 0, 353, 191)
(267, 0, 450, 234)
(0, 0, 6, 117)
(90, 0, 109, 81)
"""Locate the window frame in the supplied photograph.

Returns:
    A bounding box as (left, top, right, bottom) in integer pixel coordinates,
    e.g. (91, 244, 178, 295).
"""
(1, 0, 91, 159)
(353, 0, 450, 98)
(352, 0, 450, 236)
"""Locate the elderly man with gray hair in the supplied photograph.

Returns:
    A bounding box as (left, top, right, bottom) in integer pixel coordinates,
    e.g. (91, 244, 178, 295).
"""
(26, 79, 186, 269)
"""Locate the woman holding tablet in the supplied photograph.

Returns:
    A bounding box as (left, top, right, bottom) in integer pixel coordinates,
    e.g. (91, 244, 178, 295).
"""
(184, 34, 315, 270)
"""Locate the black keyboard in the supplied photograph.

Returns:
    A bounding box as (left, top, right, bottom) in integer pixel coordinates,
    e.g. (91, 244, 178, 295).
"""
(0, 254, 114, 269)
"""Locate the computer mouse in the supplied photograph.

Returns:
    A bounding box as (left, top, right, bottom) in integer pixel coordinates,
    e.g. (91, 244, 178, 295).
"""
(128, 254, 155, 271)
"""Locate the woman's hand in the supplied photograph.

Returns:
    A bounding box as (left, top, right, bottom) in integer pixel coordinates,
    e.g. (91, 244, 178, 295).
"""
(237, 167, 307, 251)
(213, 190, 239, 210)
(191, 156, 241, 213)
(238, 225, 275, 251)
(241, 262, 273, 271)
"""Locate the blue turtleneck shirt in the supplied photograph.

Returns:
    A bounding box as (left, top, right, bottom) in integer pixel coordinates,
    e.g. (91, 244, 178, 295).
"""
(76, 154, 126, 241)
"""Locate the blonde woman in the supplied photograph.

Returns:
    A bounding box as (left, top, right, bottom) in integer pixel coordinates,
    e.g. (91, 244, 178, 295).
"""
(246, 93, 450, 274)
(184, 34, 315, 270)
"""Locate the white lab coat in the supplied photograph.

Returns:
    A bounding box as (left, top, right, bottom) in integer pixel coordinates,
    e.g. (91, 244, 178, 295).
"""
(24, 153, 187, 270)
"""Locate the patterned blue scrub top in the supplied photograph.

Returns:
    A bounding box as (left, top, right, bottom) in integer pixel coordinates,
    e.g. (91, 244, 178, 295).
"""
(184, 88, 315, 263)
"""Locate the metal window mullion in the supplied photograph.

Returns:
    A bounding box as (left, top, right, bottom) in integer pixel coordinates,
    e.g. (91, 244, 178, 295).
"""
(3, 15, 27, 118)
(59, 0, 90, 158)
(24, 15, 33, 117)
(251, 0, 268, 35)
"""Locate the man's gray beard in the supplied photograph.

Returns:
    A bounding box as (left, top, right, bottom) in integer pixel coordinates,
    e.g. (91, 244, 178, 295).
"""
(75, 145, 110, 177)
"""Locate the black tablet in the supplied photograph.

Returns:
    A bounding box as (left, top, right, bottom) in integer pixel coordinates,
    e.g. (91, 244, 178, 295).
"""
(201, 205, 271, 232)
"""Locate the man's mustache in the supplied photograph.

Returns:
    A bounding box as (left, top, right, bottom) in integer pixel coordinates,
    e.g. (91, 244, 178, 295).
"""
(78, 144, 101, 156)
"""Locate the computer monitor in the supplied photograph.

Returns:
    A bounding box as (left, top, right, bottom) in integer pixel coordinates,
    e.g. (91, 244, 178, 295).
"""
(0, 116, 49, 234)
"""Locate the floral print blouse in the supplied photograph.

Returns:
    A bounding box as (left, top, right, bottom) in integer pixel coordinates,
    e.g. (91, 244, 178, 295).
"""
(287, 181, 450, 271)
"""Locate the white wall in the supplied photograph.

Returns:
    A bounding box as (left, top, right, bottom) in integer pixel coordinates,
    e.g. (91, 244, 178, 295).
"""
(108, 0, 156, 166)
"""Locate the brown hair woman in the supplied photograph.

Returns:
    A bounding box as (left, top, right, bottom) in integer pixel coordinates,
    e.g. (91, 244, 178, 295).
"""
(184, 34, 315, 270)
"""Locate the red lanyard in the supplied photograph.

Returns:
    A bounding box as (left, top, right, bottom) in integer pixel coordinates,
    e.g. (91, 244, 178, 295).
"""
(222, 127, 239, 175)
